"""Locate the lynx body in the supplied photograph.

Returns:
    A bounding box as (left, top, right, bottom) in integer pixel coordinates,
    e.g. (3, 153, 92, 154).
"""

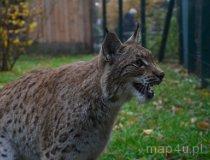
(0, 26, 164, 160)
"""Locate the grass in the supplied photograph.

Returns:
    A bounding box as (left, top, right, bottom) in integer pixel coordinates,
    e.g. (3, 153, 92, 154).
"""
(0, 54, 210, 159)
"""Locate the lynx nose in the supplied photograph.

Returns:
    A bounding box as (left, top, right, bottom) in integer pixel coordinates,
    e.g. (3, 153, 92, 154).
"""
(156, 72, 164, 84)
(152, 66, 164, 84)
(157, 72, 164, 80)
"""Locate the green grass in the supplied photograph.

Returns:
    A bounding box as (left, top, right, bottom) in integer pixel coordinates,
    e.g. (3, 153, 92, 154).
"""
(0, 54, 93, 88)
(0, 54, 210, 159)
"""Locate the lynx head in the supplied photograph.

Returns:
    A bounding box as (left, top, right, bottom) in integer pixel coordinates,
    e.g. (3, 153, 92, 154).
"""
(99, 24, 164, 105)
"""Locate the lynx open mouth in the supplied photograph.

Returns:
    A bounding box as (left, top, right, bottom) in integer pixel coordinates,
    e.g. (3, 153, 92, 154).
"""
(133, 82, 154, 99)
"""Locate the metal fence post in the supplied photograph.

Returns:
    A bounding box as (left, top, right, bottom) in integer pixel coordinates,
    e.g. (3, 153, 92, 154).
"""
(177, 0, 183, 65)
(201, 0, 210, 88)
(141, 0, 146, 47)
(102, 0, 107, 38)
(118, 0, 123, 41)
(158, 0, 175, 62)
(187, 0, 196, 73)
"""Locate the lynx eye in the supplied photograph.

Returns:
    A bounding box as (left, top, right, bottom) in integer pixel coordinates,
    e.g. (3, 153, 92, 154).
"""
(132, 59, 144, 68)
(136, 59, 143, 66)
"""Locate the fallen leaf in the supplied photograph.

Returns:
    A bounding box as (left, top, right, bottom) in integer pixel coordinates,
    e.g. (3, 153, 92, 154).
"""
(190, 117, 197, 124)
(172, 105, 183, 114)
(143, 129, 153, 135)
(197, 121, 210, 130)
(186, 98, 193, 105)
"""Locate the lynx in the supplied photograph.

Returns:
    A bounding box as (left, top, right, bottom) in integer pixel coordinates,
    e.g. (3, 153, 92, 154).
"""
(0, 25, 164, 160)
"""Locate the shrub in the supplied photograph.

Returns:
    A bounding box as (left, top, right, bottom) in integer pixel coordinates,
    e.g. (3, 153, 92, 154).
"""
(0, 0, 37, 71)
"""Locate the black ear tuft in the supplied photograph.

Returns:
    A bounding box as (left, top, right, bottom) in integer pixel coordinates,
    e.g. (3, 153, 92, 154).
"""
(133, 23, 140, 38)
(125, 23, 141, 43)
(105, 27, 109, 34)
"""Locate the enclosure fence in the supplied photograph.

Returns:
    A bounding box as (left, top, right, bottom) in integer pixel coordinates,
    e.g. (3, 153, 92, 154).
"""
(96, 0, 210, 88)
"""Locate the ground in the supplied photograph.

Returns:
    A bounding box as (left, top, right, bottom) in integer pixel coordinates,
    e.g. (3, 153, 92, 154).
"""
(0, 54, 209, 159)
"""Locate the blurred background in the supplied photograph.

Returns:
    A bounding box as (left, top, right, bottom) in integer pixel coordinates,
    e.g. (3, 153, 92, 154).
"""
(1, 0, 210, 88)
(0, 0, 210, 159)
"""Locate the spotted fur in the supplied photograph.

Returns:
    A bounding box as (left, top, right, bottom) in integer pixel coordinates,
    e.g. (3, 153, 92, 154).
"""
(0, 26, 164, 160)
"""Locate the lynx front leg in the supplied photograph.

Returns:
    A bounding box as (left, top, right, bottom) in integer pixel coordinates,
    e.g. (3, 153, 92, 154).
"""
(0, 135, 17, 160)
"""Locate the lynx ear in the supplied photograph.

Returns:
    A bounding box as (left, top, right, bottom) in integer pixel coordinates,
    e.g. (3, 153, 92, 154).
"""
(101, 29, 122, 64)
(125, 23, 140, 43)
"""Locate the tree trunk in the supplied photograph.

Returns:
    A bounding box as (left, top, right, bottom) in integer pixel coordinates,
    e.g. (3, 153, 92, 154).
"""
(1, 2, 10, 71)
(1, 47, 9, 71)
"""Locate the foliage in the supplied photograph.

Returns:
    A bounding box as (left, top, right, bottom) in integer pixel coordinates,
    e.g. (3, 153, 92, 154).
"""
(0, 54, 209, 159)
(0, 0, 37, 71)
